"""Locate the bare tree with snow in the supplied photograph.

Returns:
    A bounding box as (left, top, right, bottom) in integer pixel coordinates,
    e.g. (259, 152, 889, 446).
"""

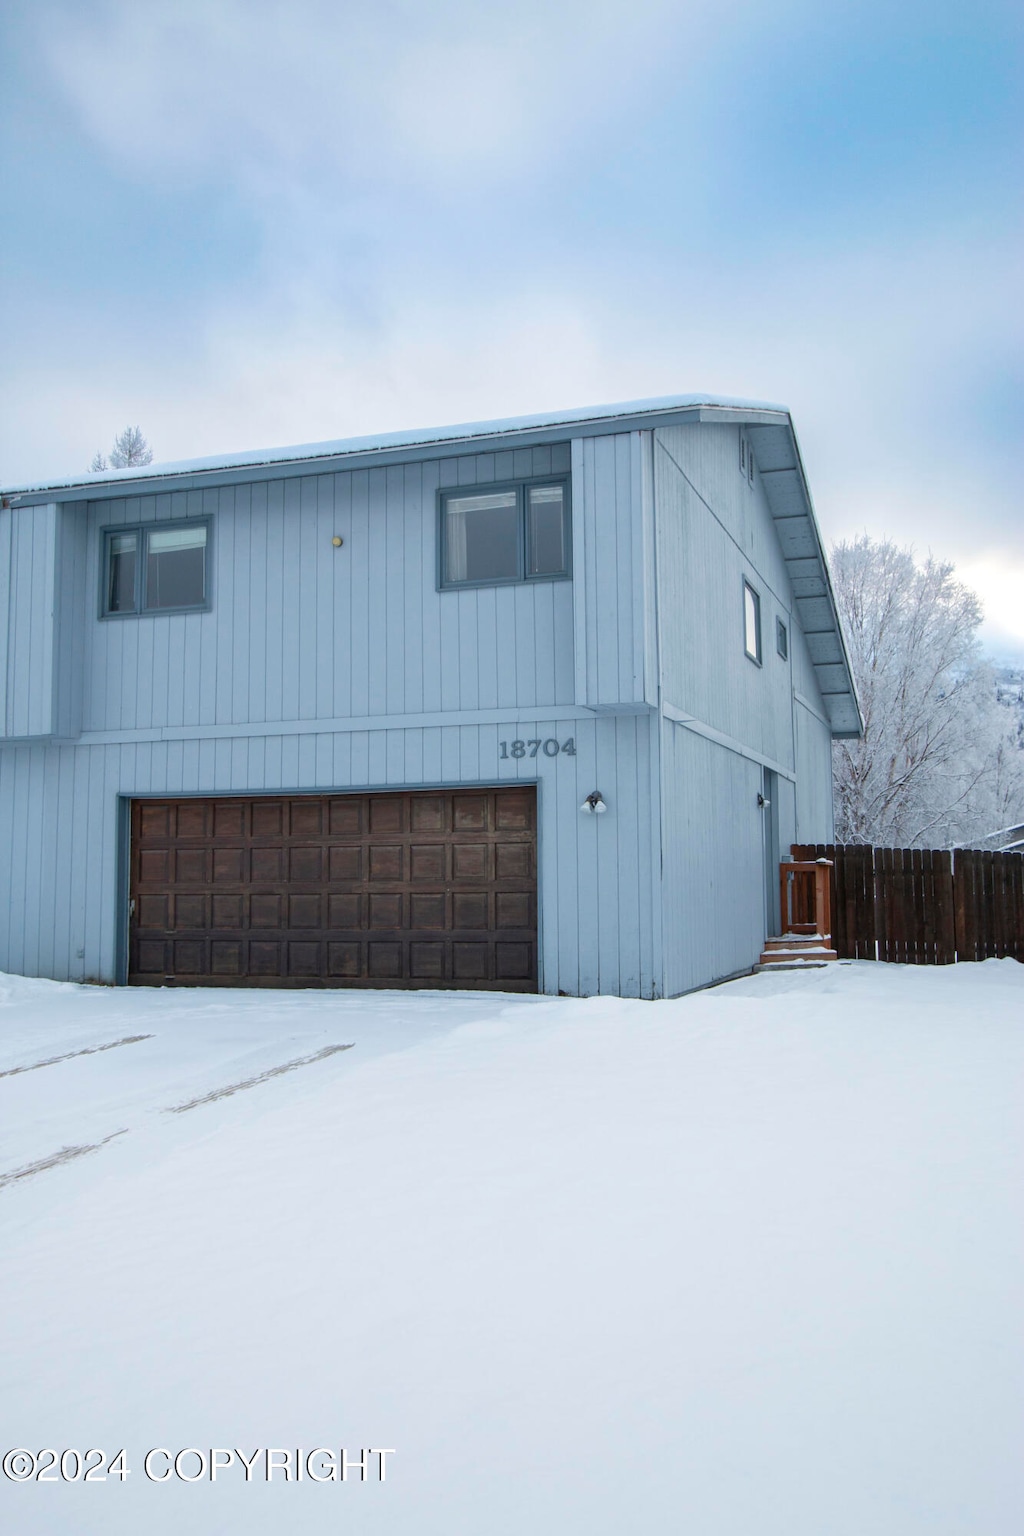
(90, 426, 154, 472)
(830, 536, 1024, 847)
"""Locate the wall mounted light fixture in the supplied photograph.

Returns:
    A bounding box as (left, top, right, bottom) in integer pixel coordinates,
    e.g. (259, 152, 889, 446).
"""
(580, 791, 607, 815)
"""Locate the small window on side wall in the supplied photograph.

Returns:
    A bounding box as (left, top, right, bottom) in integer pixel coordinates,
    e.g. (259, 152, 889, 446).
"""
(743, 580, 762, 664)
(103, 521, 208, 616)
(441, 478, 570, 588)
(776, 617, 788, 659)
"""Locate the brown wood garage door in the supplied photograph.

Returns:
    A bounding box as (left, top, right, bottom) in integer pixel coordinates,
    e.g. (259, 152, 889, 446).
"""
(128, 787, 537, 990)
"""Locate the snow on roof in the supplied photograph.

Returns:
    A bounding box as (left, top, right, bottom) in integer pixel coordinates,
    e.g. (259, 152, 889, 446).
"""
(3, 393, 788, 498)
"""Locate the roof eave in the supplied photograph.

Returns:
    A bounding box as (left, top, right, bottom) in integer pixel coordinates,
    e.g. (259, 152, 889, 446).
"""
(747, 418, 864, 740)
(3, 395, 791, 505)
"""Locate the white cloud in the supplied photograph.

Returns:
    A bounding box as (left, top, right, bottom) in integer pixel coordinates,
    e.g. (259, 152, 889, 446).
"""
(45, 0, 727, 192)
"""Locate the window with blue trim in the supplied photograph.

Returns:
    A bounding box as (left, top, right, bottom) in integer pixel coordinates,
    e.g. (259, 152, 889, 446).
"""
(743, 580, 762, 664)
(440, 478, 570, 587)
(103, 521, 209, 616)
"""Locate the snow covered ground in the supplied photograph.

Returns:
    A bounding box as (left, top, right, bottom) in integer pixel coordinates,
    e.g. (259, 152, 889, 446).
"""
(0, 962, 1021, 1535)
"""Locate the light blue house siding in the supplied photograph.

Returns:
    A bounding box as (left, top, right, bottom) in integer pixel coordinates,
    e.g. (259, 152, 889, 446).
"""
(0, 397, 860, 997)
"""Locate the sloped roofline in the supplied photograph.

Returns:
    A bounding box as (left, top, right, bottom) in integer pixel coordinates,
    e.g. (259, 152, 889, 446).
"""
(1, 392, 862, 737)
(4, 394, 785, 498)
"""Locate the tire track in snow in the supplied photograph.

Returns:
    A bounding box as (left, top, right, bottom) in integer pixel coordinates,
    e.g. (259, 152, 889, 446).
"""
(0, 1131, 130, 1191)
(164, 1044, 354, 1113)
(0, 1035, 153, 1079)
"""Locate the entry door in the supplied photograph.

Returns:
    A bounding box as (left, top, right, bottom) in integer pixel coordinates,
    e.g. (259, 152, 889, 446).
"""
(761, 767, 780, 935)
(129, 787, 537, 990)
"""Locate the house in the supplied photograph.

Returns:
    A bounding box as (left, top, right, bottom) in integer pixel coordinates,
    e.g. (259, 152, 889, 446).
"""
(0, 395, 862, 997)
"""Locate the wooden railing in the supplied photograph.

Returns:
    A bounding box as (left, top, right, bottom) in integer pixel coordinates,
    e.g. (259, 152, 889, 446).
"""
(779, 859, 833, 939)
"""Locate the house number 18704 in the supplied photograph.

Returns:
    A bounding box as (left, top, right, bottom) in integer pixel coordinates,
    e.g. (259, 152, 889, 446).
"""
(499, 737, 576, 760)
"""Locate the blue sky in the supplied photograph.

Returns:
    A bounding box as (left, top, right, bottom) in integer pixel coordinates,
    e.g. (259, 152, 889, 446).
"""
(2, 0, 1021, 654)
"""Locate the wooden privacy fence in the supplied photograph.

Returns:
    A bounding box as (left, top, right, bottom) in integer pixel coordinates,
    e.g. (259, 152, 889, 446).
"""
(791, 844, 1024, 965)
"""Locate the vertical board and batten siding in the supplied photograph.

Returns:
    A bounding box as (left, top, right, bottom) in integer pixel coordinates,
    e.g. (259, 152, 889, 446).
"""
(659, 722, 766, 995)
(653, 424, 797, 771)
(0, 714, 659, 997)
(793, 698, 835, 843)
(0, 502, 58, 738)
(81, 444, 574, 736)
(572, 432, 656, 710)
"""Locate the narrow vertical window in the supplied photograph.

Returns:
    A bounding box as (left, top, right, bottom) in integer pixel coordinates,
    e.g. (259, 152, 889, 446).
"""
(527, 484, 567, 576)
(743, 580, 762, 664)
(776, 617, 788, 659)
(107, 531, 138, 612)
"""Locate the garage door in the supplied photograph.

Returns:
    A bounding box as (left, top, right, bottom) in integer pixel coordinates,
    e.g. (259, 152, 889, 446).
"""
(128, 788, 537, 990)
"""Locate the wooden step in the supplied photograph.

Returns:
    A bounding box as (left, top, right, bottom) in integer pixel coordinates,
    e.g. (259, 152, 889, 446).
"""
(758, 935, 838, 966)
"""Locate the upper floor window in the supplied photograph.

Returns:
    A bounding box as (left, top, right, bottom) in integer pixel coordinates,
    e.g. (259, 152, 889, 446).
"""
(440, 477, 570, 588)
(103, 520, 209, 616)
(776, 617, 789, 660)
(739, 432, 754, 485)
(743, 579, 762, 664)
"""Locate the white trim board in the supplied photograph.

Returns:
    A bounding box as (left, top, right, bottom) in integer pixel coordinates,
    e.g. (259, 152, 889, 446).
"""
(661, 702, 797, 783)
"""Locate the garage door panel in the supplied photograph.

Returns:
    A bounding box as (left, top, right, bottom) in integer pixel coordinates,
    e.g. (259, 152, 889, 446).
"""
(329, 798, 363, 835)
(410, 844, 445, 881)
(410, 892, 445, 929)
(174, 894, 207, 929)
(370, 797, 404, 833)
(136, 939, 167, 976)
(138, 893, 169, 929)
(452, 843, 488, 880)
(328, 892, 362, 929)
(453, 796, 487, 830)
(211, 894, 243, 928)
(214, 801, 246, 838)
(251, 846, 284, 881)
(252, 801, 284, 837)
(495, 842, 532, 880)
(211, 941, 243, 975)
(139, 848, 170, 884)
(368, 941, 402, 977)
(249, 941, 281, 975)
(290, 800, 324, 837)
(213, 847, 244, 883)
(410, 796, 446, 832)
(496, 942, 532, 979)
(452, 943, 489, 979)
(288, 941, 321, 976)
(329, 845, 362, 881)
(496, 891, 531, 929)
(494, 789, 534, 830)
(369, 845, 403, 881)
(130, 788, 536, 991)
(289, 893, 323, 928)
(289, 846, 323, 882)
(140, 804, 170, 840)
(369, 893, 402, 929)
(173, 940, 205, 974)
(410, 942, 445, 978)
(328, 941, 362, 976)
(175, 802, 207, 839)
(251, 893, 283, 928)
(174, 849, 206, 884)
(453, 891, 488, 929)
